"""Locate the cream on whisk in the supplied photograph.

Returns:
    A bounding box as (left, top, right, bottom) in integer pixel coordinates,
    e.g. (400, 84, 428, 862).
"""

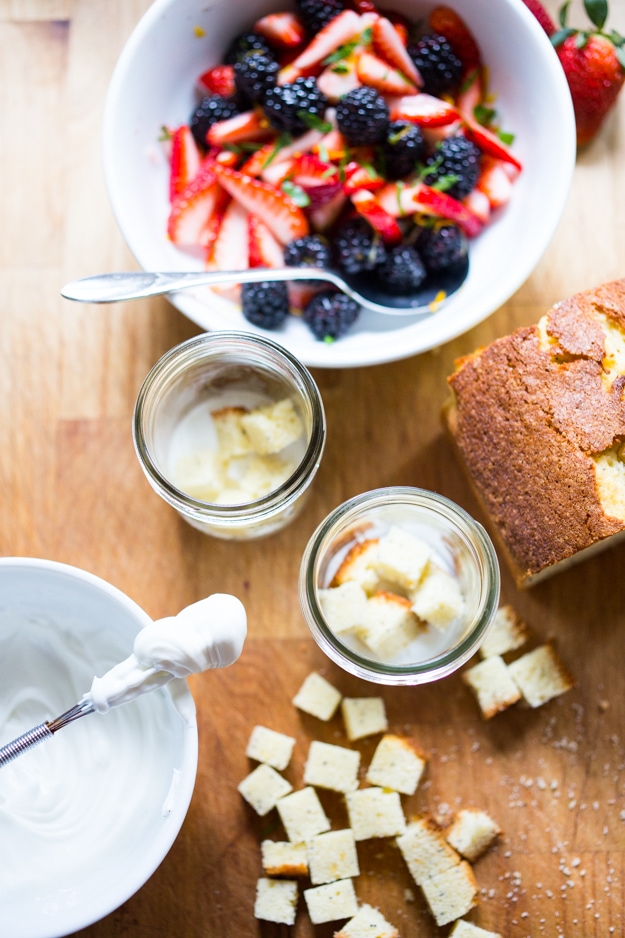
(87, 593, 247, 713)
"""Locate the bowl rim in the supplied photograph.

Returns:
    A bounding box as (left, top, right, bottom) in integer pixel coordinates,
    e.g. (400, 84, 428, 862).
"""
(102, 0, 577, 369)
(0, 556, 199, 938)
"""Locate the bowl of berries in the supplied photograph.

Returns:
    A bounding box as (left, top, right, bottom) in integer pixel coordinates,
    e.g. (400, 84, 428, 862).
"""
(103, 0, 575, 368)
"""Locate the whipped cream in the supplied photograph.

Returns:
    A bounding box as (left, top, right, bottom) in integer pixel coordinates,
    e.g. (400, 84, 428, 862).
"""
(87, 593, 247, 712)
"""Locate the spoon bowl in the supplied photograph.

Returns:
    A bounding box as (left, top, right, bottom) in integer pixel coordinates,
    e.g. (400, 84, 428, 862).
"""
(60, 260, 469, 316)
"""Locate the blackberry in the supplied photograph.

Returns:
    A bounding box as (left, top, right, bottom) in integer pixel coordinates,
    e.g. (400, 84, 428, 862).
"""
(224, 31, 272, 65)
(303, 290, 360, 341)
(423, 135, 481, 199)
(296, 0, 344, 34)
(241, 281, 290, 330)
(416, 224, 467, 274)
(377, 245, 426, 294)
(233, 52, 279, 103)
(407, 34, 463, 97)
(190, 95, 240, 149)
(332, 217, 387, 275)
(380, 121, 427, 180)
(262, 77, 327, 135)
(284, 235, 333, 274)
(336, 86, 390, 146)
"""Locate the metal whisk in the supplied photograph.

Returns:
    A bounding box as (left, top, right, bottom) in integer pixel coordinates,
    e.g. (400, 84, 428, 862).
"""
(0, 698, 95, 768)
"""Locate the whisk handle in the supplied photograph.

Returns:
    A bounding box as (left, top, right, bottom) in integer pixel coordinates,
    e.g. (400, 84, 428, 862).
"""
(0, 723, 53, 768)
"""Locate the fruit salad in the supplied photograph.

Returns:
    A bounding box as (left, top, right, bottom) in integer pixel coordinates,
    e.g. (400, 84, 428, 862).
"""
(163, 1, 522, 342)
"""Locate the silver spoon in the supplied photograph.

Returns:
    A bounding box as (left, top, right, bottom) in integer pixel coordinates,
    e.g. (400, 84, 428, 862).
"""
(60, 260, 468, 316)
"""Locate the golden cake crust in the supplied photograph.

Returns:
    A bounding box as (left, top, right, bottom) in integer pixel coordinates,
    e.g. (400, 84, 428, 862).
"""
(443, 279, 625, 586)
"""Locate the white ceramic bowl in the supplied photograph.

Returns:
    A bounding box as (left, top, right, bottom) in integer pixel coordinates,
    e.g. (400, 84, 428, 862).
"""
(0, 558, 198, 938)
(103, 0, 576, 369)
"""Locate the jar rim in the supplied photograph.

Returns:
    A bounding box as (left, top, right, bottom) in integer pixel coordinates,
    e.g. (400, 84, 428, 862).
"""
(299, 487, 500, 685)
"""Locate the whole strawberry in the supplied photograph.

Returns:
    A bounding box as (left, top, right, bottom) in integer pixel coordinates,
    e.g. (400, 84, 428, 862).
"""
(551, 0, 625, 146)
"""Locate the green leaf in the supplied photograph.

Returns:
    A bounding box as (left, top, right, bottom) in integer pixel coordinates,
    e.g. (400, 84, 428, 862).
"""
(296, 110, 333, 133)
(158, 125, 172, 142)
(584, 0, 608, 30)
(323, 37, 359, 65)
(559, 1, 571, 28)
(430, 174, 459, 192)
(262, 132, 292, 169)
(498, 130, 515, 145)
(575, 30, 589, 48)
(616, 45, 625, 70)
(281, 179, 311, 207)
(323, 335, 336, 344)
(331, 63, 351, 74)
(550, 26, 577, 47)
(473, 103, 496, 126)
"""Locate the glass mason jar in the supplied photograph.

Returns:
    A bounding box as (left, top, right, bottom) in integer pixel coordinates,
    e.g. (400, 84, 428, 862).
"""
(299, 487, 500, 685)
(133, 332, 326, 540)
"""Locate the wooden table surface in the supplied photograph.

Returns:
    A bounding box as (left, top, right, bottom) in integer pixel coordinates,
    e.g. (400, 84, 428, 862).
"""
(3, 1, 625, 936)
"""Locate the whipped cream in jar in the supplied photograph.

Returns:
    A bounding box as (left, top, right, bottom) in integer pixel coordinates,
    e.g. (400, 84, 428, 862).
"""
(133, 332, 326, 539)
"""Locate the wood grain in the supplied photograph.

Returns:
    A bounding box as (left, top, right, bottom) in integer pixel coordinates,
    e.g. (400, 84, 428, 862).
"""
(2, 0, 625, 934)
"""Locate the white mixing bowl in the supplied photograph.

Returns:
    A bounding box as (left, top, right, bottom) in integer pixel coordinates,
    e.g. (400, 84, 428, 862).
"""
(0, 558, 198, 938)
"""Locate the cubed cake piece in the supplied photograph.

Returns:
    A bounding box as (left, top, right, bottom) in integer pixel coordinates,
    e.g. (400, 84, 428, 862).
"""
(212, 406, 253, 458)
(173, 449, 223, 501)
(261, 840, 308, 877)
(292, 671, 342, 721)
(304, 740, 360, 793)
(345, 788, 406, 840)
(445, 808, 501, 862)
(361, 592, 421, 659)
(420, 861, 478, 927)
(331, 538, 380, 595)
(254, 877, 298, 925)
(319, 581, 369, 635)
(462, 656, 522, 719)
(443, 279, 625, 588)
(307, 829, 360, 885)
(304, 878, 358, 924)
(277, 787, 331, 842)
(479, 604, 530, 659)
(342, 696, 388, 741)
(507, 644, 574, 708)
(238, 763, 293, 816)
(396, 817, 460, 886)
(373, 526, 431, 592)
(246, 725, 296, 771)
(450, 921, 503, 938)
(334, 903, 399, 938)
(366, 734, 427, 795)
(240, 397, 303, 455)
(410, 564, 465, 629)
(233, 453, 294, 500)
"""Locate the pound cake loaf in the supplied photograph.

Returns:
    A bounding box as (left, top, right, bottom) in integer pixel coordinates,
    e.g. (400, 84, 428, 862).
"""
(443, 278, 625, 587)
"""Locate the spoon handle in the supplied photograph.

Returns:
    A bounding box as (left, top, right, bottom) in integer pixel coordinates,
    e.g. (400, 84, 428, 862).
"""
(61, 268, 342, 304)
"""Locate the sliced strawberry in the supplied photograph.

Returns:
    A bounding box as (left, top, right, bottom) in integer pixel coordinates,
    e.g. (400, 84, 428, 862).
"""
(241, 142, 285, 177)
(291, 9, 364, 71)
(248, 214, 285, 268)
(288, 282, 325, 312)
(342, 160, 385, 194)
(261, 158, 296, 187)
(197, 64, 236, 97)
(309, 188, 348, 232)
(371, 16, 423, 87)
(376, 181, 483, 236)
(428, 5, 481, 73)
(289, 152, 342, 207)
(317, 58, 362, 102)
(463, 188, 491, 225)
(213, 164, 309, 244)
(253, 12, 307, 49)
(350, 189, 403, 244)
(207, 110, 274, 147)
(463, 115, 523, 171)
(169, 125, 201, 201)
(313, 128, 349, 162)
(389, 93, 460, 127)
(356, 50, 418, 95)
(199, 188, 230, 254)
(168, 170, 219, 246)
(476, 157, 514, 209)
(455, 67, 484, 119)
(207, 199, 249, 301)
